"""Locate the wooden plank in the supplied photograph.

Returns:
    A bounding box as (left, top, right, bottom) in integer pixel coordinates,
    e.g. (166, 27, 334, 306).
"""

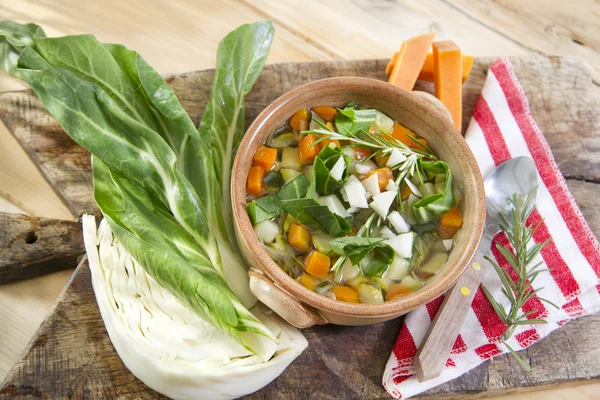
(0, 212, 84, 283)
(448, 0, 600, 84)
(0, 56, 599, 398)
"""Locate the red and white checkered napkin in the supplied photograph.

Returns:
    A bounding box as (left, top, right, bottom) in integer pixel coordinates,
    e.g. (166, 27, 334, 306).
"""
(382, 57, 600, 399)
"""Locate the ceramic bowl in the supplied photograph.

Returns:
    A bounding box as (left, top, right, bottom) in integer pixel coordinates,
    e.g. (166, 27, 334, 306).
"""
(231, 77, 485, 328)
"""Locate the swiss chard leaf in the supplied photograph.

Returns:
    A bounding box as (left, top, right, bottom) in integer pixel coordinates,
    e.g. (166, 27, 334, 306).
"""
(330, 236, 395, 276)
(195, 22, 274, 249)
(277, 174, 310, 200)
(313, 145, 353, 195)
(413, 160, 455, 223)
(334, 105, 377, 135)
(247, 195, 282, 224)
(0, 21, 45, 79)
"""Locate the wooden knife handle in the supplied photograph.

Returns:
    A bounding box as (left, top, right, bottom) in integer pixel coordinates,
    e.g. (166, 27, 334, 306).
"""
(414, 255, 486, 381)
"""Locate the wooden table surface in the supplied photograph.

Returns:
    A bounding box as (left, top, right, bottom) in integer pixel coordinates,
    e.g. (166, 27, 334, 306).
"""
(1, 1, 599, 398)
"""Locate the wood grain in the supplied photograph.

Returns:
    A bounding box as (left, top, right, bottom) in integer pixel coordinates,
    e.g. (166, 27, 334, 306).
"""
(0, 55, 599, 399)
(0, 212, 84, 283)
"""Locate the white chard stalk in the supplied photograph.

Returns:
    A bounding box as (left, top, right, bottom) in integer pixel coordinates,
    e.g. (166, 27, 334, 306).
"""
(83, 216, 307, 400)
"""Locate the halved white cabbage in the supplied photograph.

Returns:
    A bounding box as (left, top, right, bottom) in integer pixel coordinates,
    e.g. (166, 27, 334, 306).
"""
(83, 215, 307, 400)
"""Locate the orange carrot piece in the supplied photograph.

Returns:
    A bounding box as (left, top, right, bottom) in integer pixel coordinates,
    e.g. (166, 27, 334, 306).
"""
(439, 206, 463, 239)
(252, 145, 278, 171)
(385, 51, 400, 75)
(433, 41, 462, 131)
(298, 273, 320, 291)
(288, 223, 311, 254)
(388, 33, 435, 90)
(290, 108, 310, 131)
(365, 167, 394, 191)
(331, 285, 360, 303)
(319, 122, 340, 149)
(401, 184, 412, 200)
(353, 147, 371, 160)
(375, 153, 390, 167)
(247, 165, 265, 196)
(305, 250, 331, 278)
(391, 124, 415, 147)
(418, 53, 473, 83)
(410, 138, 429, 152)
(298, 134, 320, 164)
(313, 105, 337, 121)
(385, 283, 415, 301)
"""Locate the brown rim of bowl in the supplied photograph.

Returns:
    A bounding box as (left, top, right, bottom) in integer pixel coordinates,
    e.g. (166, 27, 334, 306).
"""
(232, 77, 485, 318)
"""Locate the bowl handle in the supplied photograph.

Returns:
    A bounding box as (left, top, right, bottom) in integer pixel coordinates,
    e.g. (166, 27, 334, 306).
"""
(248, 269, 328, 328)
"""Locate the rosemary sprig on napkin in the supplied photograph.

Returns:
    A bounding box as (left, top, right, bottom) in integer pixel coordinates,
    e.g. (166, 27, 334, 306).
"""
(482, 189, 558, 373)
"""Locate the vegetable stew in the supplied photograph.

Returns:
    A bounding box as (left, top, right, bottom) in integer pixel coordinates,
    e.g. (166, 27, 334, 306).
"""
(247, 103, 462, 304)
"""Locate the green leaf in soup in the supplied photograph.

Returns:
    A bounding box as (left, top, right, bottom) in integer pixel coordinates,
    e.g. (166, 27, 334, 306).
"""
(0, 21, 45, 79)
(247, 195, 282, 224)
(334, 105, 377, 135)
(312, 145, 353, 195)
(364, 245, 395, 277)
(92, 157, 277, 359)
(303, 205, 353, 237)
(277, 174, 310, 200)
(195, 21, 274, 248)
(413, 160, 455, 223)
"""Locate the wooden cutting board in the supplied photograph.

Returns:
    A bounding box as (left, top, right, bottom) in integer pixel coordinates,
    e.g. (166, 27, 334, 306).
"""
(1, 56, 599, 399)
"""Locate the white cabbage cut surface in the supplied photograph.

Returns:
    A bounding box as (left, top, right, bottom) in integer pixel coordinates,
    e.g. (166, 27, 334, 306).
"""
(82, 215, 307, 400)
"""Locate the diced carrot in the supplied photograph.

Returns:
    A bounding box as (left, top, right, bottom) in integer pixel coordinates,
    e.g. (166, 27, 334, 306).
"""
(375, 153, 389, 167)
(385, 283, 415, 301)
(252, 145, 278, 171)
(247, 165, 264, 196)
(401, 184, 412, 200)
(288, 223, 311, 254)
(410, 138, 429, 152)
(391, 124, 415, 147)
(388, 33, 436, 90)
(418, 53, 473, 83)
(353, 147, 371, 160)
(331, 286, 360, 303)
(298, 273, 320, 291)
(365, 167, 393, 191)
(298, 134, 320, 164)
(433, 40, 462, 131)
(319, 122, 340, 149)
(290, 108, 310, 131)
(305, 250, 331, 278)
(313, 105, 337, 121)
(439, 206, 463, 239)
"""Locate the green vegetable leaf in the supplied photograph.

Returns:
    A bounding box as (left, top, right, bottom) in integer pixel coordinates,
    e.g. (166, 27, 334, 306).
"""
(194, 21, 274, 249)
(247, 195, 282, 224)
(0, 21, 45, 79)
(334, 105, 377, 135)
(313, 145, 353, 194)
(330, 236, 394, 277)
(413, 160, 455, 223)
(277, 174, 310, 200)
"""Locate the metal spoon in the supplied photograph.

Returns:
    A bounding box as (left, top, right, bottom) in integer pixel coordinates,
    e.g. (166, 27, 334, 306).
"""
(414, 156, 538, 382)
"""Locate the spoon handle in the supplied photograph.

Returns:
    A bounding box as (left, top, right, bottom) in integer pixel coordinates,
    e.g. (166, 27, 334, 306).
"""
(414, 253, 486, 382)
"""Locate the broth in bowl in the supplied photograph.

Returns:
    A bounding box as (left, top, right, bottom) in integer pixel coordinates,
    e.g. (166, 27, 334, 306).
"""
(246, 102, 463, 305)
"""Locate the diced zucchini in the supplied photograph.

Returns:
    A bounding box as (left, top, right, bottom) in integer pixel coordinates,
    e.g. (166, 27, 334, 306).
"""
(281, 168, 301, 183)
(410, 173, 423, 186)
(387, 257, 410, 281)
(281, 147, 302, 170)
(400, 194, 419, 225)
(375, 276, 394, 291)
(434, 174, 446, 184)
(313, 232, 333, 254)
(269, 132, 296, 148)
(303, 165, 313, 180)
(374, 110, 394, 134)
(263, 171, 283, 193)
(346, 274, 367, 290)
(417, 252, 449, 279)
(254, 220, 280, 243)
(283, 213, 296, 233)
(433, 181, 446, 194)
(419, 182, 435, 197)
(314, 280, 333, 294)
(268, 232, 287, 252)
(399, 275, 422, 291)
(358, 281, 384, 304)
(341, 259, 360, 283)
